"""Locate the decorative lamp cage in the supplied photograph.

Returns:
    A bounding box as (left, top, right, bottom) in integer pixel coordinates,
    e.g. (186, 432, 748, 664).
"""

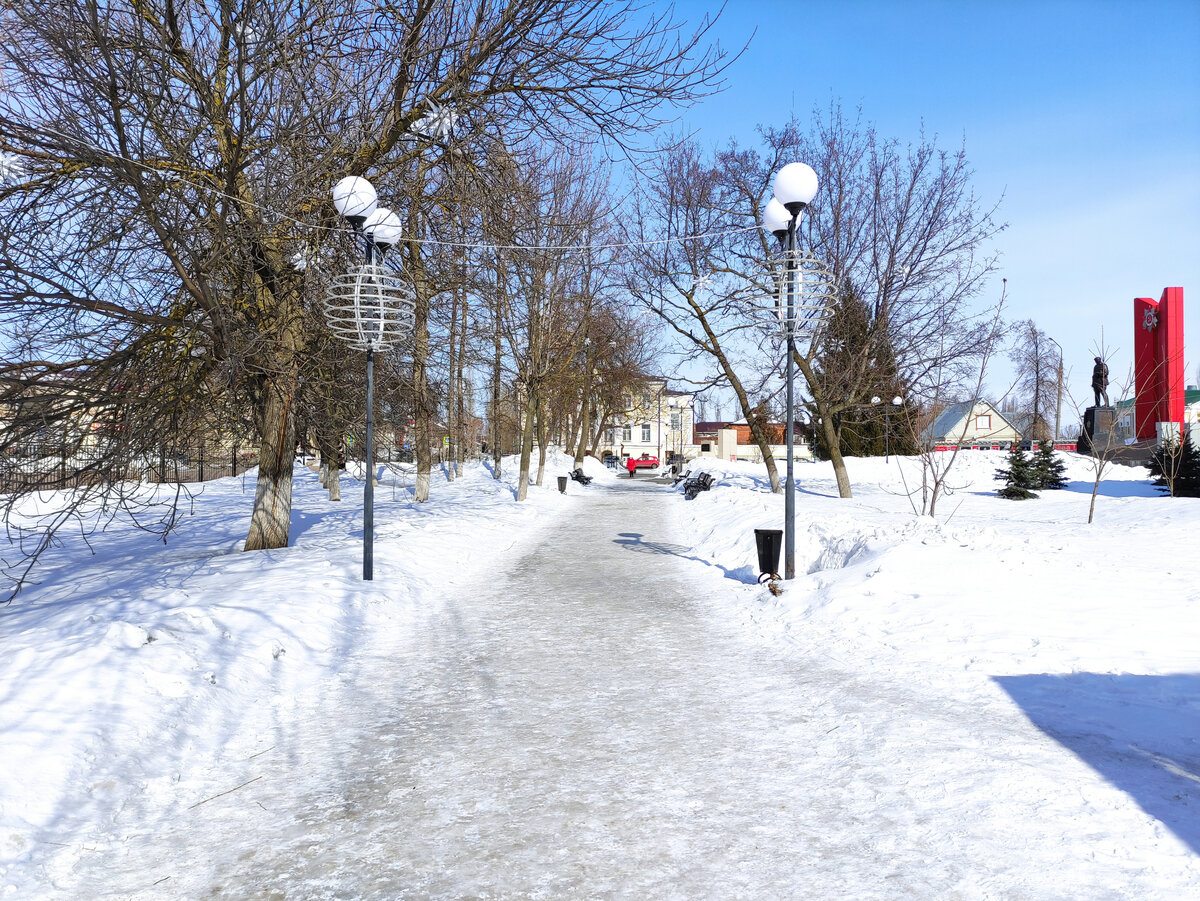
(323, 263, 416, 351)
(750, 251, 838, 341)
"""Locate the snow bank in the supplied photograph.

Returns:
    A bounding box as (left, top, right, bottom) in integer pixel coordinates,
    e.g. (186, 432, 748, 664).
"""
(0, 453, 587, 877)
(671, 450, 1200, 877)
(673, 450, 1197, 676)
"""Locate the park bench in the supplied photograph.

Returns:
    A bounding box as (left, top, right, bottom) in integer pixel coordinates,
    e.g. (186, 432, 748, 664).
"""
(681, 471, 714, 500)
(570, 468, 592, 486)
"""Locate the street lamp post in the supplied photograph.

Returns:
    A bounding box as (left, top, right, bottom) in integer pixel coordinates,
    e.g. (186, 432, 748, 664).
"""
(870, 394, 903, 460)
(763, 163, 820, 580)
(328, 176, 415, 581)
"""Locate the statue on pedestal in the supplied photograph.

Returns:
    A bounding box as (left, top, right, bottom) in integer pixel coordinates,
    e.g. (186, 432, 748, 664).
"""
(1092, 356, 1110, 408)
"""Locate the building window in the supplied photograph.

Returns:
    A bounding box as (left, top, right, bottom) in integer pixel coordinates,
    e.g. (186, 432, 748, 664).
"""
(976, 415, 991, 431)
(641, 423, 651, 442)
(605, 428, 615, 445)
(621, 424, 631, 441)
(670, 412, 681, 431)
(701, 442, 711, 452)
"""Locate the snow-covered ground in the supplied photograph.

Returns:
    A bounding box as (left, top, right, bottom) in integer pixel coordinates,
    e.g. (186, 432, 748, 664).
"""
(1, 448, 1197, 897)
(673, 452, 1200, 890)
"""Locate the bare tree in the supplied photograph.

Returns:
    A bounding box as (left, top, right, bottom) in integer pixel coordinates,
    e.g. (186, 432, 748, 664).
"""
(1010, 319, 1060, 441)
(1070, 343, 1131, 524)
(0, 0, 732, 596)
(629, 107, 1005, 500)
(894, 282, 1009, 517)
(626, 139, 787, 492)
(483, 145, 610, 500)
(774, 105, 1006, 497)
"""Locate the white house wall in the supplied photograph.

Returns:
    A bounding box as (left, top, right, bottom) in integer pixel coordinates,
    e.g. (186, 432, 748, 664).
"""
(943, 402, 1020, 444)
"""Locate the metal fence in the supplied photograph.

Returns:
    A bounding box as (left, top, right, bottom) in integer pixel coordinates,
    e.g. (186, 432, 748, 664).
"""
(0, 443, 259, 492)
(146, 444, 260, 484)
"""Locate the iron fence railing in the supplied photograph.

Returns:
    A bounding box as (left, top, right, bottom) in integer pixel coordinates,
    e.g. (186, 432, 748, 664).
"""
(0, 443, 259, 491)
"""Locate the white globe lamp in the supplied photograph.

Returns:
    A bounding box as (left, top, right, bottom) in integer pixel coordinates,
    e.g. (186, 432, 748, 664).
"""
(363, 207, 403, 248)
(763, 197, 792, 238)
(332, 176, 378, 226)
(774, 162, 818, 215)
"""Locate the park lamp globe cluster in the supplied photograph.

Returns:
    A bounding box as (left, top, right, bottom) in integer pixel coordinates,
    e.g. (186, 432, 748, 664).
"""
(760, 162, 823, 585)
(326, 175, 416, 582)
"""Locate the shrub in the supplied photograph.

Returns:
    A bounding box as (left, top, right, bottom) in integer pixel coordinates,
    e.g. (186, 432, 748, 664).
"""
(1030, 440, 1068, 490)
(995, 444, 1038, 500)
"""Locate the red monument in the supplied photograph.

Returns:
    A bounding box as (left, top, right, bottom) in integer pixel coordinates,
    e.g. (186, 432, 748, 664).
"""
(1133, 287, 1185, 441)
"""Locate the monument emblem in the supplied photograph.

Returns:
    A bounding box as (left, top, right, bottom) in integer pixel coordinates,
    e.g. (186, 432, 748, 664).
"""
(1133, 288, 1184, 442)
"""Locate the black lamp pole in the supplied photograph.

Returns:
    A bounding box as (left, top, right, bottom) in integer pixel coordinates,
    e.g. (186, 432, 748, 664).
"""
(784, 214, 798, 580)
(362, 236, 376, 581)
(331, 176, 411, 583)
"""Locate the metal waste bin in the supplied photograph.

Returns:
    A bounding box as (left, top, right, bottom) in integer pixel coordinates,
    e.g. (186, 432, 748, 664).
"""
(557, 476, 568, 494)
(754, 528, 782, 579)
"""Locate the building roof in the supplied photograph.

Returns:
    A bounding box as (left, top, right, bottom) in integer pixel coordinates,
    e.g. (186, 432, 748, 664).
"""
(927, 401, 976, 440)
(925, 398, 1018, 440)
(1114, 388, 1200, 411)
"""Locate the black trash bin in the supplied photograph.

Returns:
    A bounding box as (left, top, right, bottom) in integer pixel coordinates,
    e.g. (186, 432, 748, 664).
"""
(754, 528, 782, 578)
(557, 476, 568, 494)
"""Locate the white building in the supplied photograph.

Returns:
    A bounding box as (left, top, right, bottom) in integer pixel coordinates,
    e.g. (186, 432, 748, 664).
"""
(924, 399, 1022, 448)
(598, 379, 695, 466)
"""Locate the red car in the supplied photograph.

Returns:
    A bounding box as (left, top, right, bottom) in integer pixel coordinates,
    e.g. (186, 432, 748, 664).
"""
(629, 454, 659, 470)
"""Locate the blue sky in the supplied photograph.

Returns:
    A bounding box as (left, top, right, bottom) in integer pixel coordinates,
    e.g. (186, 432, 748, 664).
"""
(669, 0, 1200, 408)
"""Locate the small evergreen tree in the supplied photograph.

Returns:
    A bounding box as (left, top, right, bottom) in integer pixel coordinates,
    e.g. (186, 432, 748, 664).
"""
(1030, 440, 1068, 490)
(995, 444, 1038, 499)
(1148, 436, 1200, 497)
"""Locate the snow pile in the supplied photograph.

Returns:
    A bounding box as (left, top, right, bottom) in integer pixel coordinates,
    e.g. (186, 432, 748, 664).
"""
(2, 445, 1197, 895)
(674, 451, 1198, 674)
(0, 452, 600, 880)
(671, 450, 1200, 881)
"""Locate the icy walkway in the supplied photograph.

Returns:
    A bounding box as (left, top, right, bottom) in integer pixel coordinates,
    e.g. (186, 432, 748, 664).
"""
(56, 478, 1189, 899)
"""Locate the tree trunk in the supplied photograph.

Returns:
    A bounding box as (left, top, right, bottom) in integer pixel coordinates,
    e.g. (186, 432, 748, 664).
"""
(491, 264, 504, 480)
(727, 371, 781, 493)
(590, 405, 610, 457)
(412, 294, 433, 502)
(1088, 460, 1106, 523)
(328, 434, 342, 502)
(516, 388, 537, 501)
(328, 458, 341, 502)
(574, 398, 590, 467)
(244, 376, 297, 551)
(799, 355, 853, 499)
(316, 429, 341, 501)
(819, 407, 853, 498)
(534, 402, 548, 486)
(456, 286, 469, 475)
(445, 278, 460, 483)
(491, 372, 502, 479)
(405, 193, 434, 502)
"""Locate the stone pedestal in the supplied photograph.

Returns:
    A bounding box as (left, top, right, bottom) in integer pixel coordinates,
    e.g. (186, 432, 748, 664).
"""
(1079, 406, 1116, 455)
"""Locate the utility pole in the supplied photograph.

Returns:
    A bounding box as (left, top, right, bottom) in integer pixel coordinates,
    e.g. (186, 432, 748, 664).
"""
(1048, 335, 1064, 442)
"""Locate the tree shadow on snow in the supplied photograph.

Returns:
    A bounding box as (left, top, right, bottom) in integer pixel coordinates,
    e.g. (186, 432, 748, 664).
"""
(994, 672, 1200, 853)
(613, 532, 757, 584)
(1062, 479, 1158, 498)
(967, 481, 1158, 500)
